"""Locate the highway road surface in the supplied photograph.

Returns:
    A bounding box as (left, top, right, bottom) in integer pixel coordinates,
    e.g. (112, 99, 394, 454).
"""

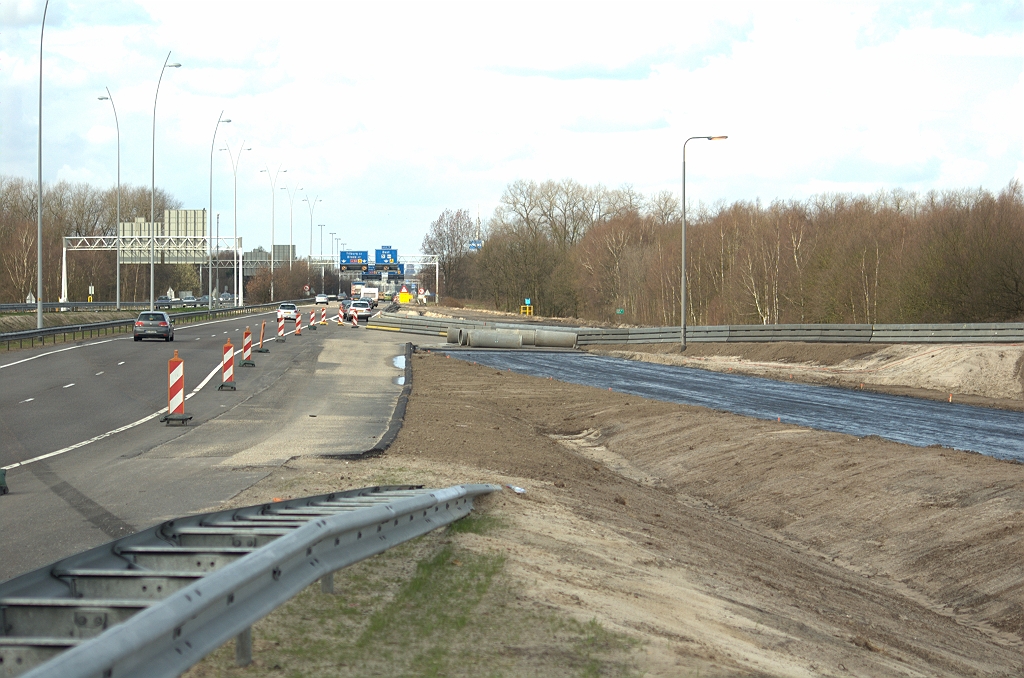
(0, 307, 407, 581)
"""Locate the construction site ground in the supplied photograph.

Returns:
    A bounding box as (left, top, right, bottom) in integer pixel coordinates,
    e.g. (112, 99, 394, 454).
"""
(187, 335, 1024, 676)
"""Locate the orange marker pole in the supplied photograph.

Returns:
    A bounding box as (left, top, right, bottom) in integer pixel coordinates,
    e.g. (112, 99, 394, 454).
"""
(218, 339, 236, 390)
(160, 350, 192, 425)
(255, 320, 269, 353)
(241, 327, 256, 367)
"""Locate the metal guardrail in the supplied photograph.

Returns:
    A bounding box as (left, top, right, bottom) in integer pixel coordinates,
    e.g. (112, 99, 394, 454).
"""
(1, 483, 499, 678)
(0, 301, 306, 351)
(367, 312, 1024, 345)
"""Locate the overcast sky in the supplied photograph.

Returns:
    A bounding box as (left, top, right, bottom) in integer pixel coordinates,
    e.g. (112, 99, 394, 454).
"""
(2, 0, 1021, 258)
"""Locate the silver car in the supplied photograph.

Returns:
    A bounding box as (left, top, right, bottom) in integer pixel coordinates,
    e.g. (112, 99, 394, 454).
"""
(134, 311, 174, 341)
(278, 303, 299, 320)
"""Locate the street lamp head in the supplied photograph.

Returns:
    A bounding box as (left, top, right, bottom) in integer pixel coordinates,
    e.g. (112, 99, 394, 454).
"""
(709, 135, 728, 140)
(98, 96, 109, 101)
(222, 118, 231, 123)
(167, 63, 181, 68)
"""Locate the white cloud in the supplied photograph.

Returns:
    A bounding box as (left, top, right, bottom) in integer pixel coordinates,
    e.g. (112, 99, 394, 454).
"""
(1, 0, 1020, 256)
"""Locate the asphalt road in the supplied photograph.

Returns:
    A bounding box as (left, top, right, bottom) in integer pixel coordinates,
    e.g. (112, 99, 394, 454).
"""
(0, 307, 406, 581)
(447, 351, 1024, 462)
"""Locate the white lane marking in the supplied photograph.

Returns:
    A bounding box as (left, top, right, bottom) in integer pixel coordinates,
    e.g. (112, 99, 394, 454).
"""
(195, 337, 201, 340)
(2, 321, 297, 473)
(2, 408, 168, 471)
(63, 383, 75, 389)
(20, 398, 34, 403)
(118, 361, 125, 365)
(95, 371, 104, 375)
(0, 338, 118, 370)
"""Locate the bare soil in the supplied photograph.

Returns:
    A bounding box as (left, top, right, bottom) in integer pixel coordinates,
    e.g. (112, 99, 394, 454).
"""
(194, 350, 1024, 677)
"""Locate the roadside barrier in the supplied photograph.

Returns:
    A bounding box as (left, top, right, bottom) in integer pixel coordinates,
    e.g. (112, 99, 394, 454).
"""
(276, 312, 285, 342)
(351, 308, 359, 328)
(255, 320, 269, 353)
(295, 314, 302, 336)
(320, 307, 327, 325)
(308, 309, 317, 330)
(336, 308, 343, 325)
(160, 349, 192, 425)
(218, 339, 236, 391)
(0, 484, 499, 677)
(241, 327, 256, 367)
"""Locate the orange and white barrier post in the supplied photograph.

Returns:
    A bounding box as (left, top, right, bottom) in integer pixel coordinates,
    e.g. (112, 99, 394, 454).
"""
(161, 349, 192, 424)
(241, 326, 256, 367)
(336, 307, 343, 325)
(351, 307, 359, 328)
(276, 311, 286, 342)
(255, 320, 269, 353)
(320, 307, 327, 325)
(218, 339, 236, 390)
(295, 313, 302, 336)
(309, 309, 317, 331)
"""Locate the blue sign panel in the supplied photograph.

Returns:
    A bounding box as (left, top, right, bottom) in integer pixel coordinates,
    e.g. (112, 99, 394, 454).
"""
(375, 248, 398, 266)
(339, 251, 369, 271)
(469, 239, 483, 252)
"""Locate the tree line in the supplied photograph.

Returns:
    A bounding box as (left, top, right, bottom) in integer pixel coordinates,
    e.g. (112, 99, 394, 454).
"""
(422, 178, 1024, 325)
(0, 175, 320, 305)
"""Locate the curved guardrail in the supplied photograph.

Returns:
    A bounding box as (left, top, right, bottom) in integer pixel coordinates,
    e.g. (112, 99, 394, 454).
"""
(366, 311, 1024, 345)
(0, 483, 499, 678)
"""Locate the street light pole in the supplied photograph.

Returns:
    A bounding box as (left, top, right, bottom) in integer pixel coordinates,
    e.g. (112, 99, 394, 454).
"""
(98, 88, 120, 310)
(209, 112, 230, 311)
(281, 184, 302, 270)
(301, 193, 321, 288)
(260, 165, 286, 301)
(328, 230, 335, 295)
(681, 135, 727, 350)
(36, 0, 49, 328)
(318, 224, 326, 294)
(151, 51, 181, 311)
(221, 141, 251, 306)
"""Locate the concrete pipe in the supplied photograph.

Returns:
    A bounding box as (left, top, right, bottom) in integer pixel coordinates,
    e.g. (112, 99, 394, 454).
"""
(519, 329, 536, 346)
(459, 328, 469, 346)
(466, 329, 522, 349)
(534, 329, 577, 348)
(446, 327, 460, 344)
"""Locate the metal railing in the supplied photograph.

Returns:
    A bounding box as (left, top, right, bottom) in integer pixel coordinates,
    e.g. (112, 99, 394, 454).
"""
(366, 312, 1024, 345)
(0, 301, 307, 351)
(1, 484, 499, 678)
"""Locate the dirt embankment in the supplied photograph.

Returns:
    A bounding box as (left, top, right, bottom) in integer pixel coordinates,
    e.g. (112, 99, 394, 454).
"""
(203, 352, 1024, 676)
(0, 311, 139, 334)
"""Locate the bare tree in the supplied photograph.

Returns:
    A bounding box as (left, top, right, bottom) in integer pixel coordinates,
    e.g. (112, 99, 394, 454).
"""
(421, 208, 476, 297)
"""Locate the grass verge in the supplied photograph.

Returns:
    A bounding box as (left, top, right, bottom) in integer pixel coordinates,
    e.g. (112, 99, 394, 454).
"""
(184, 516, 640, 677)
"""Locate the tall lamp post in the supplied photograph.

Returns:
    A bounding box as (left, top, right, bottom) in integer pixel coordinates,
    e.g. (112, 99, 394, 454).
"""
(318, 224, 326, 294)
(151, 51, 181, 311)
(208, 112, 230, 310)
(301, 193, 321, 288)
(681, 135, 727, 349)
(98, 88, 121, 310)
(260, 165, 286, 301)
(36, 0, 50, 328)
(221, 140, 251, 306)
(281, 184, 302, 270)
(328, 230, 336, 295)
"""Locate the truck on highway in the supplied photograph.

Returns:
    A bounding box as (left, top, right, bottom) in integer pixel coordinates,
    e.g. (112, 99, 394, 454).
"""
(360, 287, 379, 307)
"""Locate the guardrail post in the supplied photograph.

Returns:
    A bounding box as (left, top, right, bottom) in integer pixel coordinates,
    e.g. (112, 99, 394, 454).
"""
(235, 626, 253, 667)
(320, 573, 334, 594)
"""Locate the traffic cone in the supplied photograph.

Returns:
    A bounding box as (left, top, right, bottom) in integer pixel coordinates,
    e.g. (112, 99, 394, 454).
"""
(218, 339, 236, 391)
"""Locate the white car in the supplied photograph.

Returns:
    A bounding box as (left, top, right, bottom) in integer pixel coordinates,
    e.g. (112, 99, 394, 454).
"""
(315, 294, 329, 305)
(278, 303, 299, 320)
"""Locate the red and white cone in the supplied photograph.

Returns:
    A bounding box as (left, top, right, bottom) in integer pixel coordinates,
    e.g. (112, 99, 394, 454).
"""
(241, 327, 255, 366)
(350, 308, 359, 328)
(218, 339, 236, 390)
(336, 308, 343, 325)
(162, 350, 192, 424)
(276, 311, 286, 342)
(295, 313, 302, 336)
(320, 307, 327, 325)
(309, 309, 317, 330)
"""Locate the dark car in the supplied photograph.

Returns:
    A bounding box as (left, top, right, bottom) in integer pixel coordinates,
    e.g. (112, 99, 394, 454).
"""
(155, 295, 173, 309)
(134, 311, 174, 341)
(180, 295, 198, 308)
(197, 295, 210, 306)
